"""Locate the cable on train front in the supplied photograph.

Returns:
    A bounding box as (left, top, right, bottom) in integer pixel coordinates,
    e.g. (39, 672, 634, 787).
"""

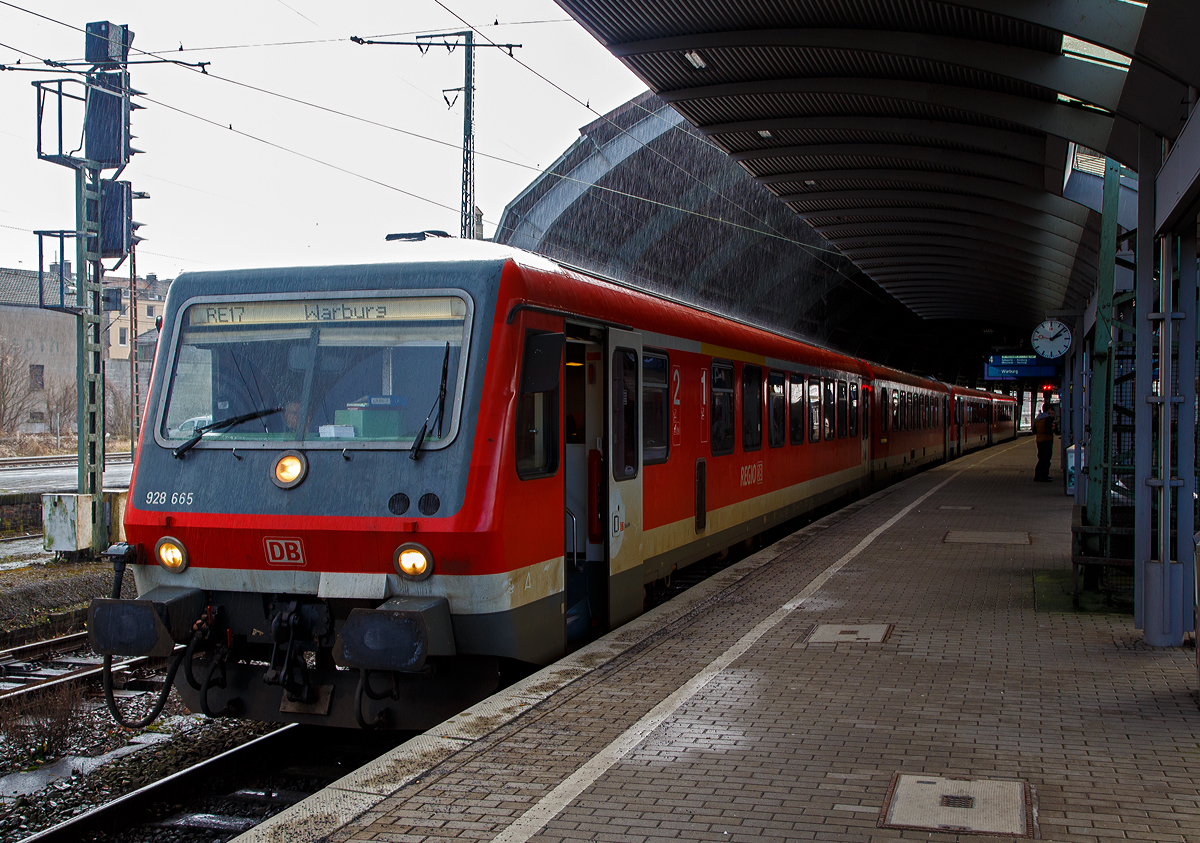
(87, 256, 514, 730)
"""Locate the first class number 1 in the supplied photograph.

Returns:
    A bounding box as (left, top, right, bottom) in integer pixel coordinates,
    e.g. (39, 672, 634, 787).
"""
(145, 491, 194, 506)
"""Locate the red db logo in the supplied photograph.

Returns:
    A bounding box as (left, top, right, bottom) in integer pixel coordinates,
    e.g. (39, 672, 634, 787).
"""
(264, 537, 306, 566)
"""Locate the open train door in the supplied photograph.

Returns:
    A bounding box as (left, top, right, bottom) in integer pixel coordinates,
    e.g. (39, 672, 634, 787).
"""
(606, 329, 643, 627)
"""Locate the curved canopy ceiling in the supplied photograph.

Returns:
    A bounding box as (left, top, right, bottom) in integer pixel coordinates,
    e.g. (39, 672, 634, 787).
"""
(554, 0, 1200, 328)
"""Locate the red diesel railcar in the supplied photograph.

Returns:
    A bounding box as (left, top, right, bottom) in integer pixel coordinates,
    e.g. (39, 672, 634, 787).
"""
(89, 241, 1019, 729)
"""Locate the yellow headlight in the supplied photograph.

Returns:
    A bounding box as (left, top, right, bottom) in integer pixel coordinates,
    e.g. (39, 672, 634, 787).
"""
(272, 451, 308, 488)
(393, 543, 433, 580)
(155, 537, 188, 573)
(398, 549, 428, 576)
(276, 455, 303, 483)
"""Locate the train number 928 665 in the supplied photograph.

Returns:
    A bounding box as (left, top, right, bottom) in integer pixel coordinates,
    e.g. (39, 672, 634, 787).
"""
(145, 491, 194, 506)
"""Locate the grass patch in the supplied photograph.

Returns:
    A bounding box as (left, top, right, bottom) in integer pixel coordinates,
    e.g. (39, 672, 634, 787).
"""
(1034, 568, 1133, 614)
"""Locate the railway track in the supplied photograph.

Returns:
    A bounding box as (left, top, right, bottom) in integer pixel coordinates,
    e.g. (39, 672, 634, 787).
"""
(23, 724, 410, 842)
(0, 453, 131, 470)
(0, 632, 154, 702)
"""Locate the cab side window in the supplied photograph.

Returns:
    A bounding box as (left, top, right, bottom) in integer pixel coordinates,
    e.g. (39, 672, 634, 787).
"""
(516, 332, 563, 479)
(880, 387, 889, 433)
(711, 362, 735, 456)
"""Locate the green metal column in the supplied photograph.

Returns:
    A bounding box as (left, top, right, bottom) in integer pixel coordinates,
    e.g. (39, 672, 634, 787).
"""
(75, 165, 105, 550)
(1085, 159, 1121, 526)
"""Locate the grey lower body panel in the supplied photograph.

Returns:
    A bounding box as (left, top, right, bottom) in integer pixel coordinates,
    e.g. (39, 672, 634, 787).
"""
(452, 591, 565, 664)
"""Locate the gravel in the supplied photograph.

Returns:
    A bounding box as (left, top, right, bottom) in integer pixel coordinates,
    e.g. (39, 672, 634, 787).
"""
(0, 687, 277, 841)
(0, 556, 133, 635)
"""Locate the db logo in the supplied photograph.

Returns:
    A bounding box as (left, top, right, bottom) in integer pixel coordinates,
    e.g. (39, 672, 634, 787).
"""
(264, 537, 306, 566)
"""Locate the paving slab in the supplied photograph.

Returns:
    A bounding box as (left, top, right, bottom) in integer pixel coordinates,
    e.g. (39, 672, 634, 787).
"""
(234, 437, 1200, 843)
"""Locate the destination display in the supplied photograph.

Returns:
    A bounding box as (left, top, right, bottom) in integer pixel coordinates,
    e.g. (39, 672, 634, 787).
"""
(186, 296, 467, 327)
(985, 354, 1059, 380)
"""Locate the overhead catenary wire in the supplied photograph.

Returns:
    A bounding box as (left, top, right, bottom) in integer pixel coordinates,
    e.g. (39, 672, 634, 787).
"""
(1, 36, 858, 261)
(427, 0, 893, 301)
(0, 4, 877, 272)
(0, 0, 832, 255)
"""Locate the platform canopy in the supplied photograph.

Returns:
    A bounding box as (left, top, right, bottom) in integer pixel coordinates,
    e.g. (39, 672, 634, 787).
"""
(554, 0, 1200, 328)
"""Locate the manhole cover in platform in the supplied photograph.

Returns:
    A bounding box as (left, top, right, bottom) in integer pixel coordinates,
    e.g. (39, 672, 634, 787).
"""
(944, 531, 1030, 545)
(806, 624, 892, 644)
(880, 774, 1033, 837)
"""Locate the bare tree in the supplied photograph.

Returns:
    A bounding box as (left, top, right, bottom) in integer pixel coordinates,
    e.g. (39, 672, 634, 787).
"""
(44, 374, 76, 451)
(0, 341, 36, 433)
(106, 377, 131, 440)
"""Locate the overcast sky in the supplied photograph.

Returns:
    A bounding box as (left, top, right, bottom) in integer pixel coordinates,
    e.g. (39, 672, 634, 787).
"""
(0, 1, 646, 280)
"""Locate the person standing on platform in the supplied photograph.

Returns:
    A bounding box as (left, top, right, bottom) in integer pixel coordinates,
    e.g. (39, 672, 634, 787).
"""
(1033, 402, 1053, 482)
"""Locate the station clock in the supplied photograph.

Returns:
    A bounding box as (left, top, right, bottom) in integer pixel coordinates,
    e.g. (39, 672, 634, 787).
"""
(1030, 319, 1072, 359)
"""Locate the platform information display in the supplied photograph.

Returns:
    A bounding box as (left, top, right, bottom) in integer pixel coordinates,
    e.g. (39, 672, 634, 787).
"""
(985, 354, 1058, 380)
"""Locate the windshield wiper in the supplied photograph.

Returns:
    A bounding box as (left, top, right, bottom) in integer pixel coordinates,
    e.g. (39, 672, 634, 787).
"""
(409, 342, 451, 462)
(173, 406, 282, 459)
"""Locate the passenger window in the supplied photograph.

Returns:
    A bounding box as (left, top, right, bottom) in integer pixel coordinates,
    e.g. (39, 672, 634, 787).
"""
(743, 365, 762, 451)
(516, 331, 562, 480)
(642, 352, 669, 465)
(612, 348, 639, 480)
(892, 389, 899, 431)
(880, 387, 888, 433)
(836, 380, 848, 439)
(710, 362, 735, 456)
(808, 377, 821, 443)
(789, 374, 805, 445)
(768, 371, 785, 448)
(823, 378, 835, 440)
(848, 383, 858, 438)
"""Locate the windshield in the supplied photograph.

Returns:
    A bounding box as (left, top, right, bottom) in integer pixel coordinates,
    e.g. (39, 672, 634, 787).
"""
(159, 294, 469, 447)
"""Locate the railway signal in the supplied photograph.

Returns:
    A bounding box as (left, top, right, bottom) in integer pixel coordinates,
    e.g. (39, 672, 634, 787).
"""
(30, 21, 143, 553)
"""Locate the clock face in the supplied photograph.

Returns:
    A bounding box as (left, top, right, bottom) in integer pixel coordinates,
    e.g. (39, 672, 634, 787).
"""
(1031, 319, 1072, 359)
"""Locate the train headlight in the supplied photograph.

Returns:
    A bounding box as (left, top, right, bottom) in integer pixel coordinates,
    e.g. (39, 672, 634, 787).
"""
(273, 451, 308, 489)
(394, 543, 433, 581)
(155, 536, 189, 573)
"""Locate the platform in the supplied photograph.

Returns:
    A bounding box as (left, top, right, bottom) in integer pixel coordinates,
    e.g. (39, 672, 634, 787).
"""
(237, 437, 1200, 843)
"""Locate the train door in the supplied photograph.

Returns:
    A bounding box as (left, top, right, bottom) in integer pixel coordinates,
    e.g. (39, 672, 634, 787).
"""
(956, 397, 964, 455)
(942, 396, 949, 460)
(860, 383, 871, 482)
(562, 330, 605, 643)
(606, 329, 643, 628)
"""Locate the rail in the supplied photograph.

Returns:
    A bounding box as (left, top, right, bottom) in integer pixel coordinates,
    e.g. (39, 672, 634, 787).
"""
(0, 631, 155, 702)
(0, 452, 131, 469)
(22, 725, 300, 843)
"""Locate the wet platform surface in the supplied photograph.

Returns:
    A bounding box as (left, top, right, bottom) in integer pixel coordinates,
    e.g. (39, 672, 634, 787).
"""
(238, 438, 1200, 843)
